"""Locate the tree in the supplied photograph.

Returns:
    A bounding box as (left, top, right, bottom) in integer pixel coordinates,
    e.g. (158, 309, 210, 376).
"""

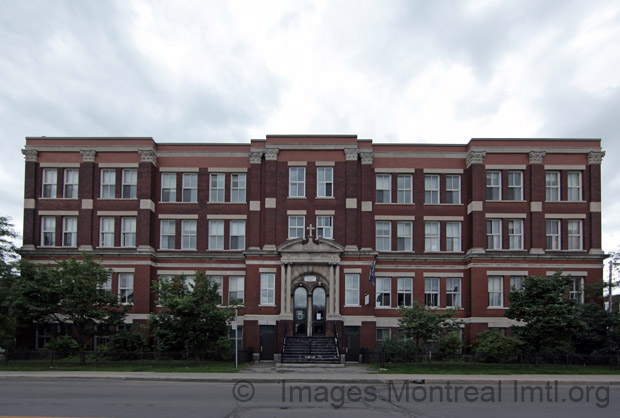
(11, 255, 127, 361)
(149, 273, 233, 352)
(0, 216, 19, 344)
(505, 272, 583, 354)
(398, 301, 462, 355)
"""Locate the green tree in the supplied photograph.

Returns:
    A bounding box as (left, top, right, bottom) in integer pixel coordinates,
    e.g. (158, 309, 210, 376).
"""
(505, 272, 583, 354)
(0, 216, 19, 344)
(11, 255, 127, 361)
(149, 273, 233, 352)
(398, 301, 462, 355)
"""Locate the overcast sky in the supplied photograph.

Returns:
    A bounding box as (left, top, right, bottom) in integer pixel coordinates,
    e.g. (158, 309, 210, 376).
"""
(1, 0, 619, 252)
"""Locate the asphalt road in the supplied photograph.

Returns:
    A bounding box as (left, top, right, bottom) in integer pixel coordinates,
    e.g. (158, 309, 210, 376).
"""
(0, 378, 618, 417)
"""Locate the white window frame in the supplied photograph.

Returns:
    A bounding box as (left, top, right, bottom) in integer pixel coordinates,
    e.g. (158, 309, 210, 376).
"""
(122, 169, 137, 199)
(546, 171, 560, 201)
(425, 174, 439, 204)
(41, 216, 56, 246)
(507, 171, 523, 201)
(546, 219, 561, 250)
(446, 222, 461, 252)
(119, 273, 134, 305)
(567, 219, 583, 250)
(446, 277, 461, 308)
(228, 276, 245, 304)
(230, 220, 245, 250)
(209, 220, 224, 250)
(510, 276, 524, 291)
(99, 217, 115, 247)
(445, 175, 461, 204)
(569, 277, 584, 303)
(376, 277, 391, 308)
(208, 276, 223, 304)
(160, 220, 176, 249)
(567, 171, 582, 202)
(424, 277, 440, 307)
(376, 174, 391, 203)
(63, 169, 79, 199)
(288, 216, 305, 239)
(488, 276, 503, 307)
(181, 219, 197, 250)
(182, 173, 197, 203)
(486, 171, 501, 201)
(316, 215, 333, 239)
(397, 174, 412, 204)
(487, 219, 502, 249)
(376, 328, 391, 345)
(345, 273, 360, 306)
(289, 167, 306, 198)
(376, 221, 391, 251)
(62, 216, 77, 247)
(42, 168, 57, 198)
(396, 221, 413, 251)
(260, 273, 276, 306)
(100, 169, 116, 199)
(317, 167, 333, 198)
(121, 217, 136, 248)
(424, 221, 440, 252)
(231, 173, 246, 203)
(508, 219, 523, 250)
(397, 277, 413, 307)
(209, 173, 225, 202)
(161, 173, 177, 203)
(100, 274, 113, 294)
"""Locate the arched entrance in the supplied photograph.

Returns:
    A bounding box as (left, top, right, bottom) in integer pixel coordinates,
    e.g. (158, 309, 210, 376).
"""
(293, 287, 307, 336)
(290, 275, 329, 337)
(312, 287, 326, 335)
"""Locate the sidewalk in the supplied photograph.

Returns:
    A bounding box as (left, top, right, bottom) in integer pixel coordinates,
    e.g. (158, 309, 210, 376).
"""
(2, 363, 620, 385)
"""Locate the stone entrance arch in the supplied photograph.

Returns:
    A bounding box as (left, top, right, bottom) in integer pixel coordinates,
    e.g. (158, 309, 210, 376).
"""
(291, 272, 329, 336)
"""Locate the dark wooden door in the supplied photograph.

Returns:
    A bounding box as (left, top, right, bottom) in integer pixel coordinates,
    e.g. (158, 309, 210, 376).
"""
(344, 326, 360, 362)
(259, 325, 275, 360)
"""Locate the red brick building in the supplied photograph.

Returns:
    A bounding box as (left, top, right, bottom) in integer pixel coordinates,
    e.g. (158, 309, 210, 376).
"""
(20, 135, 605, 360)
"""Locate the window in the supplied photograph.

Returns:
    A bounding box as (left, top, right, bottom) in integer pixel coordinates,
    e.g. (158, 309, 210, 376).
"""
(425, 222, 440, 252)
(100, 169, 116, 199)
(424, 277, 440, 307)
(289, 167, 306, 198)
(508, 219, 523, 250)
(209, 173, 225, 202)
(100, 217, 115, 247)
(260, 273, 275, 305)
(122, 169, 137, 199)
(546, 220, 561, 250)
(376, 174, 391, 203)
(396, 221, 412, 251)
(228, 276, 245, 303)
(376, 277, 391, 307)
(510, 276, 524, 291)
(445, 175, 461, 204)
(230, 220, 245, 250)
(488, 276, 503, 307)
(182, 173, 197, 203)
(376, 221, 391, 251)
(425, 175, 439, 204)
(228, 325, 243, 351)
(546, 172, 560, 201)
(376, 328, 391, 345)
(231, 173, 246, 202)
(63, 169, 79, 198)
(62, 217, 77, 247)
(487, 219, 502, 249)
(160, 220, 176, 249)
(486, 171, 501, 201)
(397, 174, 412, 204)
(567, 220, 583, 250)
(316, 216, 333, 239)
(183, 275, 195, 294)
(288, 216, 305, 239)
(181, 220, 197, 250)
(208, 276, 223, 304)
(100, 274, 112, 293)
(446, 222, 461, 252)
(446, 278, 461, 308)
(569, 277, 584, 303)
(119, 273, 134, 304)
(345, 274, 360, 306)
(507, 171, 523, 201)
(317, 167, 333, 198)
(397, 278, 413, 307)
(121, 217, 136, 247)
(161, 173, 176, 202)
(41, 216, 56, 246)
(42, 169, 57, 198)
(209, 220, 224, 250)
(567, 172, 582, 201)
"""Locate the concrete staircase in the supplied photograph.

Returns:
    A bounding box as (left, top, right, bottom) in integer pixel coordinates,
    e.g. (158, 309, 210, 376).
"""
(281, 336, 340, 364)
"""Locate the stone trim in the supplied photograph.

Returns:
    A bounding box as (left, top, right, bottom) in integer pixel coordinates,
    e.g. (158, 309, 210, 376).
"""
(466, 150, 486, 167)
(80, 150, 96, 162)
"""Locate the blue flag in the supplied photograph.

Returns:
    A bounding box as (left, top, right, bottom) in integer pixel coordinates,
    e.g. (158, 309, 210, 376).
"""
(369, 259, 376, 286)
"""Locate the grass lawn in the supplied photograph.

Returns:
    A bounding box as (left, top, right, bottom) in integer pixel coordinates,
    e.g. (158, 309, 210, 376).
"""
(369, 363, 620, 375)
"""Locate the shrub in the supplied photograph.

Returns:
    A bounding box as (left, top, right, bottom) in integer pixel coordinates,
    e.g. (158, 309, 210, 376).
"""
(474, 330, 522, 363)
(439, 333, 462, 356)
(44, 335, 79, 351)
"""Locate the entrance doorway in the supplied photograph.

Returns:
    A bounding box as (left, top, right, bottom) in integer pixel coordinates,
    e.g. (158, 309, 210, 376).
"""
(293, 287, 307, 336)
(260, 325, 275, 360)
(312, 287, 326, 335)
(344, 326, 360, 362)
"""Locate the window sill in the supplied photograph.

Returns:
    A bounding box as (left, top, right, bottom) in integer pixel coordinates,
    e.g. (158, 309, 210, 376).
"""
(316, 196, 335, 200)
(545, 200, 586, 203)
(208, 202, 247, 204)
(375, 306, 394, 309)
(258, 304, 276, 307)
(287, 197, 307, 199)
(487, 306, 507, 310)
(375, 203, 415, 206)
(423, 203, 463, 206)
(344, 305, 361, 308)
(486, 200, 527, 203)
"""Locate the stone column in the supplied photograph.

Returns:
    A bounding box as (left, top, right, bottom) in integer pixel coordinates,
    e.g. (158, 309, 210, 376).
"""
(334, 264, 340, 316)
